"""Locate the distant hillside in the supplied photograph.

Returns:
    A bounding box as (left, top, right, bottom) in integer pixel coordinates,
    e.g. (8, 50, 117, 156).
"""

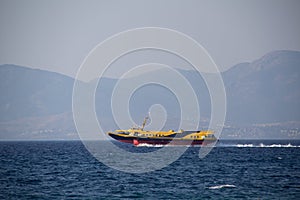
(0, 50, 299, 139)
(224, 50, 300, 124)
(0, 65, 74, 121)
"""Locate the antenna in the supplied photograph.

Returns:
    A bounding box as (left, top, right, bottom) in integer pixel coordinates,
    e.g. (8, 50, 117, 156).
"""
(141, 116, 149, 131)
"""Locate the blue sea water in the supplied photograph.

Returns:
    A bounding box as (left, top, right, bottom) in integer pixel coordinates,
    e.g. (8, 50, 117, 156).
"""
(0, 140, 299, 199)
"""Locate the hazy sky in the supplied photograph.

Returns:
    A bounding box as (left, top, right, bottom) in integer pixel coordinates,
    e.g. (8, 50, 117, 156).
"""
(0, 0, 300, 78)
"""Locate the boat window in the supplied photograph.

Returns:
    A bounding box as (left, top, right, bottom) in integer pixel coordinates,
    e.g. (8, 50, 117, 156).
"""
(118, 132, 128, 135)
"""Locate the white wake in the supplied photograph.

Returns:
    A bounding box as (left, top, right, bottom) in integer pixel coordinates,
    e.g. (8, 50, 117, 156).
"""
(236, 143, 300, 148)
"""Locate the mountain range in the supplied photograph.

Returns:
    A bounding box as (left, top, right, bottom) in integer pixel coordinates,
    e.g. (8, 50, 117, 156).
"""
(0, 50, 299, 139)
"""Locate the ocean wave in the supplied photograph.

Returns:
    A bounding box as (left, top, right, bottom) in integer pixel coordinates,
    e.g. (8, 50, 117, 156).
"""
(208, 184, 236, 189)
(236, 143, 300, 148)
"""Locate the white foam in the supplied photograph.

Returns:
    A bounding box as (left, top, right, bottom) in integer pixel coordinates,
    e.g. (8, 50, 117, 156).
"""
(260, 143, 299, 148)
(136, 143, 164, 148)
(236, 143, 300, 148)
(208, 184, 236, 189)
(236, 144, 254, 147)
(136, 143, 192, 147)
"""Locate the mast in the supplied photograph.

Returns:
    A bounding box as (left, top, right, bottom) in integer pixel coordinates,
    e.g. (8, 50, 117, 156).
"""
(141, 116, 149, 131)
